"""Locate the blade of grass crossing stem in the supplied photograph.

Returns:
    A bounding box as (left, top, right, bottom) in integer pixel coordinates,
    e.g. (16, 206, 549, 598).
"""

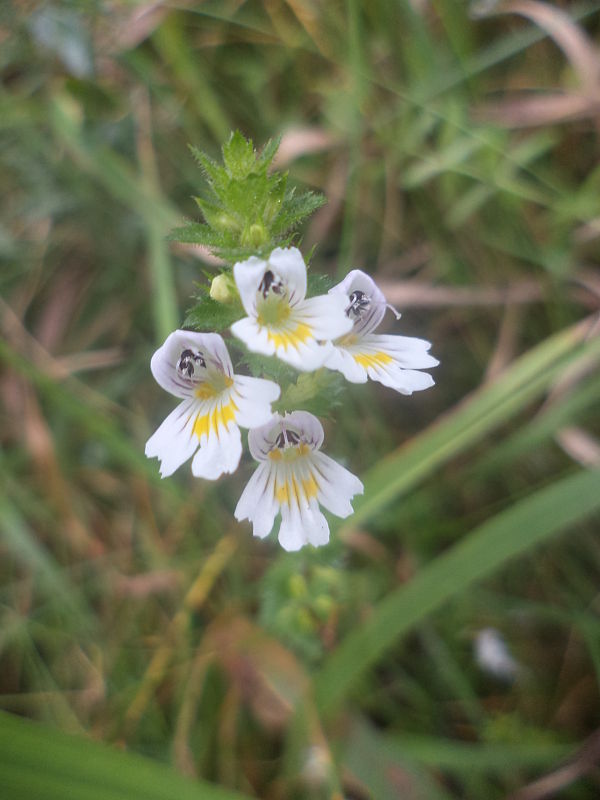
(0, 340, 183, 495)
(0, 711, 251, 800)
(50, 97, 179, 340)
(316, 467, 600, 716)
(339, 319, 600, 530)
(147, 221, 179, 340)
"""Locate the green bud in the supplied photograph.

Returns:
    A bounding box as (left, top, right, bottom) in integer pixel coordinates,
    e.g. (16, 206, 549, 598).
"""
(209, 273, 237, 304)
(241, 222, 267, 248)
(296, 607, 315, 632)
(313, 594, 333, 620)
(215, 213, 239, 232)
(288, 574, 307, 598)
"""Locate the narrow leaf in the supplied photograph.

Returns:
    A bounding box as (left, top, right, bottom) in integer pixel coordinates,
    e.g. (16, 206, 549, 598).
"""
(0, 711, 251, 800)
(316, 467, 600, 716)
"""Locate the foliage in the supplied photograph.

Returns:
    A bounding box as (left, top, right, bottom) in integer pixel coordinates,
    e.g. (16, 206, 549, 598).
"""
(168, 132, 325, 263)
(2, 2, 600, 800)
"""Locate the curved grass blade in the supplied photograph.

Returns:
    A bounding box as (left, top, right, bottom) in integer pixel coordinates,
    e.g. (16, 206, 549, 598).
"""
(0, 711, 251, 800)
(338, 318, 600, 532)
(316, 467, 600, 716)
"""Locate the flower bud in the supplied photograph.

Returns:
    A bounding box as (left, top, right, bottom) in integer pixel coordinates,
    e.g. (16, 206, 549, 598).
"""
(209, 273, 236, 304)
(241, 222, 267, 248)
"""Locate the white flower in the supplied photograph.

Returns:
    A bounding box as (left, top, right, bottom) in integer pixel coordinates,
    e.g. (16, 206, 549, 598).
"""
(231, 247, 353, 371)
(325, 269, 439, 394)
(145, 330, 280, 480)
(234, 410, 363, 551)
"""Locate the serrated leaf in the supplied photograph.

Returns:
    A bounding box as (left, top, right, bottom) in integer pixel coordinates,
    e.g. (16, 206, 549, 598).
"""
(257, 136, 282, 170)
(262, 173, 288, 224)
(275, 369, 345, 417)
(167, 222, 224, 246)
(183, 294, 243, 333)
(222, 131, 256, 180)
(194, 197, 241, 233)
(306, 272, 335, 297)
(188, 145, 228, 195)
(176, 136, 325, 265)
(231, 344, 298, 385)
(270, 190, 326, 235)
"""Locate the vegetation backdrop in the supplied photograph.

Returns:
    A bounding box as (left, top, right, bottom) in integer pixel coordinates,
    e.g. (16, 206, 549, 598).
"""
(2, 1, 600, 799)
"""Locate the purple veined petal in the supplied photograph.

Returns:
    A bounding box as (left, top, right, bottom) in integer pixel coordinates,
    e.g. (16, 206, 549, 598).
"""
(329, 269, 388, 335)
(233, 246, 307, 317)
(248, 414, 284, 462)
(150, 330, 234, 399)
(278, 498, 307, 551)
(367, 361, 436, 394)
(265, 247, 308, 306)
(232, 256, 269, 317)
(281, 410, 324, 451)
(326, 331, 438, 393)
(248, 411, 324, 461)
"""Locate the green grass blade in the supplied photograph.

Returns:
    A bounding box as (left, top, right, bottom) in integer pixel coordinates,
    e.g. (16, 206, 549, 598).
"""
(339, 320, 600, 531)
(316, 467, 600, 716)
(0, 711, 251, 800)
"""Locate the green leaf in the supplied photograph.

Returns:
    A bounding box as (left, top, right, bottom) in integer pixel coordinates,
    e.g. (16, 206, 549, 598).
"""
(188, 145, 228, 196)
(184, 293, 243, 333)
(342, 320, 600, 530)
(256, 136, 282, 170)
(275, 370, 345, 418)
(175, 136, 326, 263)
(0, 711, 251, 800)
(194, 197, 241, 233)
(222, 131, 256, 180)
(270, 189, 326, 236)
(315, 466, 600, 717)
(167, 222, 224, 247)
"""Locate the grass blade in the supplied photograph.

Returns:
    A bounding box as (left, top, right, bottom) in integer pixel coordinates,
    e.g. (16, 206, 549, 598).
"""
(339, 319, 600, 532)
(0, 711, 251, 800)
(317, 466, 600, 716)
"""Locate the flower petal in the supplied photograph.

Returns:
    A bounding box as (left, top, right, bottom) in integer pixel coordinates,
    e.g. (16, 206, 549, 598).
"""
(145, 397, 198, 477)
(150, 330, 234, 398)
(191, 421, 242, 480)
(365, 334, 439, 368)
(329, 269, 388, 335)
(233, 246, 307, 317)
(234, 462, 278, 539)
(278, 500, 307, 551)
(267, 247, 308, 306)
(283, 411, 324, 450)
(328, 332, 438, 393)
(247, 414, 283, 462)
(324, 345, 369, 383)
(232, 311, 333, 371)
(294, 294, 353, 340)
(232, 375, 281, 429)
(310, 451, 364, 518)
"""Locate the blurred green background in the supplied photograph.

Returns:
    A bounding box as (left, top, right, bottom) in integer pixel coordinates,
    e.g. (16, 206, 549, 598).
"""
(2, 1, 600, 798)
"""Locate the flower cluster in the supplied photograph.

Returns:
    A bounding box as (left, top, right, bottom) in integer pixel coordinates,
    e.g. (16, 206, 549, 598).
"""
(146, 247, 438, 551)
